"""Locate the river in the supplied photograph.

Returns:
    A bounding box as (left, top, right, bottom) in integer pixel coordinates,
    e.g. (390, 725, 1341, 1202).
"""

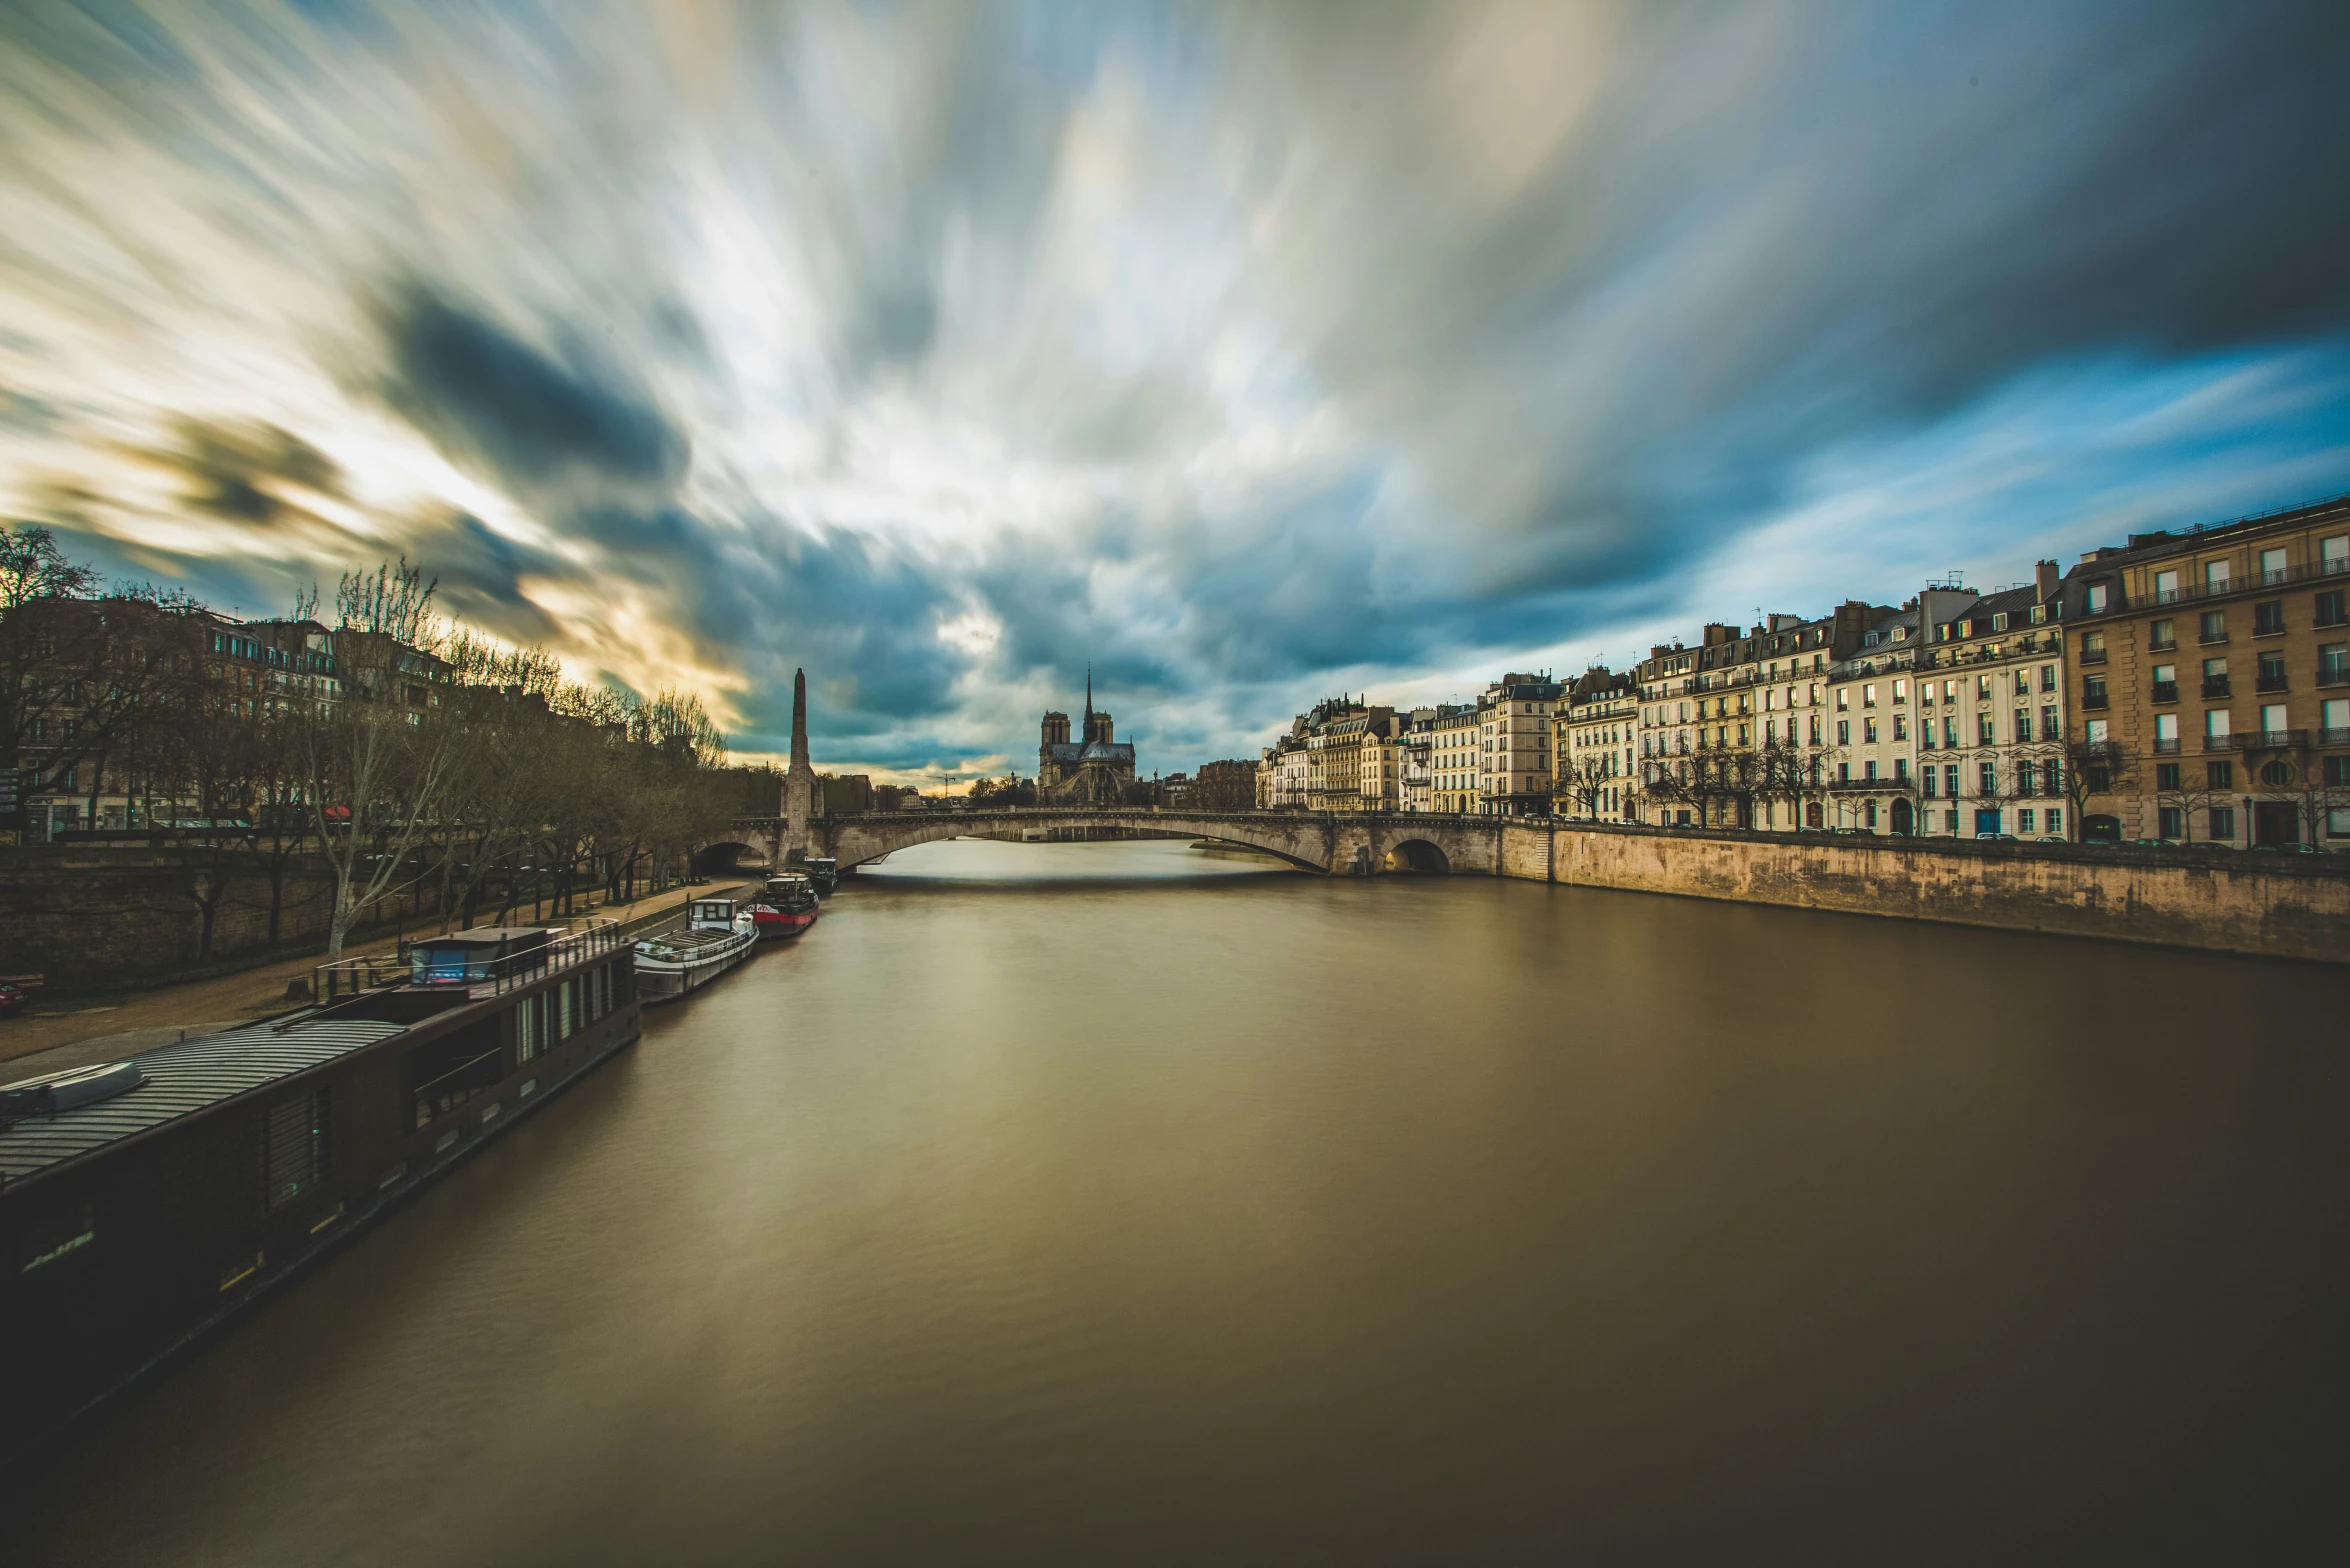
(17, 839, 2350, 1563)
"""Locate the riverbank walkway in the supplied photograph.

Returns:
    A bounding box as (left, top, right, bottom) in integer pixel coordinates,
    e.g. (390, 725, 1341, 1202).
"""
(0, 879, 748, 1081)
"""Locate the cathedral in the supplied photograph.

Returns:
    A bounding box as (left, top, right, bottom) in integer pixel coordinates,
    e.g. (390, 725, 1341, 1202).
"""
(1039, 671, 1138, 804)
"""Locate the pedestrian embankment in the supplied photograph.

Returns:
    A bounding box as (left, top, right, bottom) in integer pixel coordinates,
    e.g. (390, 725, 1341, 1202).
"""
(1495, 823, 2350, 964)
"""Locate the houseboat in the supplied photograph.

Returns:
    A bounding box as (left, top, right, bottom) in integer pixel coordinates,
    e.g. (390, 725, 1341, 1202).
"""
(802, 857, 840, 896)
(630, 898, 757, 1002)
(0, 919, 639, 1464)
(747, 873, 821, 940)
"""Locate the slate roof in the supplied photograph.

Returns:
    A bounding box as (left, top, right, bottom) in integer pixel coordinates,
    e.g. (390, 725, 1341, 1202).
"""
(0, 1015, 407, 1188)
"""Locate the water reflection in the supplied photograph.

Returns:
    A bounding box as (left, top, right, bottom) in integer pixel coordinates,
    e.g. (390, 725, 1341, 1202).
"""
(18, 839, 2349, 1564)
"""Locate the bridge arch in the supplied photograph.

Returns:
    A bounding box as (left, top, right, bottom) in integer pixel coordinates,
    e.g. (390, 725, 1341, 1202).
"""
(719, 808, 1506, 879)
(1383, 839, 1450, 874)
(690, 839, 767, 876)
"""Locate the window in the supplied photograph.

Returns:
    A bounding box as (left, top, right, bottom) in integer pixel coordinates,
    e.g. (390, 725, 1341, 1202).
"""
(2086, 718, 2110, 745)
(2154, 713, 2179, 751)
(2081, 631, 2106, 663)
(2205, 559, 2232, 591)
(1977, 713, 1996, 744)
(2206, 709, 2232, 741)
(2150, 617, 2176, 649)
(2200, 610, 2227, 643)
(1944, 764, 1960, 798)
(1979, 761, 1998, 795)
(2039, 664, 2055, 692)
(1976, 674, 1992, 700)
(2208, 759, 2234, 789)
(2255, 600, 2285, 636)
(2260, 760, 2292, 787)
(2329, 756, 2350, 787)
(2202, 658, 2229, 697)
(1923, 769, 1938, 798)
(2320, 591, 2348, 628)
(2327, 698, 2350, 737)
(2018, 808, 2036, 833)
(1864, 717, 1878, 743)
(2047, 809, 2063, 836)
(1895, 757, 1909, 780)
(1836, 687, 1849, 711)
(1893, 678, 1908, 701)
(2085, 582, 2108, 614)
(2260, 702, 2288, 737)
(2260, 547, 2288, 585)
(2156, 762, 2182, 792)
(2154, 568, 2180, 603)
(2331, 807, 2350, 838)
(1993, 613, 2009, 632)
(2327, 535, 2350, 572)
(2083, 675, 2108, 709)
(2320, 643, 2348, 684)
(1864, 759, 1878, 780)
(1893, 712, 1908, 741)
(1836, 719, 1850, 745)
(2017, 759, 2036, 794)
(2257, 651, 2288, 692)
(2158, 805, 2184, 840)
(2210, 806, 2236, 841)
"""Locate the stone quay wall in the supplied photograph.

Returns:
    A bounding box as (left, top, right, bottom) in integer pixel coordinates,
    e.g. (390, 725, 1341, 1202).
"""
(1496, 823, 2350, 964)
(0, 847, 449, 993)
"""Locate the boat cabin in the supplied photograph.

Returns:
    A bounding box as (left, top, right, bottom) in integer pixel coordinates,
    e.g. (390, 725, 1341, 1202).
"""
(409, 927, 553, 987)
(688, 899, 739, 932)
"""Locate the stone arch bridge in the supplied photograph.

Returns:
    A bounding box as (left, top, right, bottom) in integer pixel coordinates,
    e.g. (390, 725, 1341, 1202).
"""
(706, 809, 1509, 878)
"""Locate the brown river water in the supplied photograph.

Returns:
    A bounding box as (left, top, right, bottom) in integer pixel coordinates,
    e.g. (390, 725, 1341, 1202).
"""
(15, 838, 2350, 1564)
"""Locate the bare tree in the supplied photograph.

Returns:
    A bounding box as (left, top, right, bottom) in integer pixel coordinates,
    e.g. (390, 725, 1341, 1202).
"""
(305, 561, 457, 959)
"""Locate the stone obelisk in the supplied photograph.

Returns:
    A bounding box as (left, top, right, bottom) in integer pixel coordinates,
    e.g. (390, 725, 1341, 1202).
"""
(781, 667, 816, 863)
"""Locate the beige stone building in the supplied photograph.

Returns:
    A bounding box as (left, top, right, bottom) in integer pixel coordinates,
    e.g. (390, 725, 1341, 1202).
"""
(2056, 495, 2350, 846)
(1430, 705, 1480, 813)
(1554, 669, 1636, 822)
(1477, 675, 1561, 816)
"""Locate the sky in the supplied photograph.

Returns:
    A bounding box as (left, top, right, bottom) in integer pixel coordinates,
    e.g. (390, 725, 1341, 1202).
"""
(3, 1, 2348, 783)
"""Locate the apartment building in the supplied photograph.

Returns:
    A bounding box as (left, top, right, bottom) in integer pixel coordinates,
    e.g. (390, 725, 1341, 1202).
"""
(1639, 605, 1876, 828)
(1555, 669, 1636, 821)
(1913, 575, 2070, 839)
(1478, 674, 1561, 816)
(1820, 605, 1929, 834)
(1399, 708, 1439, 812)
(1430, 704, 1480, 813)
(2059, 495, 2350, 846)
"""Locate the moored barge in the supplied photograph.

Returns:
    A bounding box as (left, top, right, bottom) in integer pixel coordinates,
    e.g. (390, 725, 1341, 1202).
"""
(631, 898, 757, 1001)
(0, 918, 640, 1465)
(747, 872, 821, 940)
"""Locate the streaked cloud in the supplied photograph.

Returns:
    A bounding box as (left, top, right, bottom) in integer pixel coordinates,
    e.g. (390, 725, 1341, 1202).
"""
(1, 1, 2345, 777)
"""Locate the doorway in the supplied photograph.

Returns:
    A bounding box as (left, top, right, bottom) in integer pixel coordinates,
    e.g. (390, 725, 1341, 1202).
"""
(1890, 798, 1913, 836)
(2254, 801, 2299, 846)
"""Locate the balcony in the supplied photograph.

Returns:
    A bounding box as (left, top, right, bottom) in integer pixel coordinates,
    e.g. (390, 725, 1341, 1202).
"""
(2150, 681, 2178, 704)
(2319, 667, 2350, 688)
(2139, 555, 2348, 608)
(2325, 727, 2350, 746)
(2199, 630, 2229, 646)
(2077, 647, 2107, 665)
(2201, 678, 2231, 698)
(2255, 673, 2289, 694)
(2152, 736, 2182, 754)
(2201, 735, 2234, 753)
(2232, 729, 2305, 751)
(2081, 693, 2109, 711)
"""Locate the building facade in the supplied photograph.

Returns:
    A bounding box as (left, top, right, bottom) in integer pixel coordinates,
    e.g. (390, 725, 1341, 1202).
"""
(2059, 497, 2350, 846)
(1555, 669, 1636, 822)
(1037, 672, 1138, 805)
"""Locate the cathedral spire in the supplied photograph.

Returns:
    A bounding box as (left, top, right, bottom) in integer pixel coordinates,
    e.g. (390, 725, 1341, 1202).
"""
(1083, 663, 1093, 724)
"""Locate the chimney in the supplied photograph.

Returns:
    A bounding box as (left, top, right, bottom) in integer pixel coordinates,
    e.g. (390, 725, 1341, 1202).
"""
(2035, 559, 2060, 600)
(1702, 623, 1735, 647)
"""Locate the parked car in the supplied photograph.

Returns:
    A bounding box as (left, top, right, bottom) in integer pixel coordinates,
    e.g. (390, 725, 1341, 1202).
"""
(0, 981, 28, 1019)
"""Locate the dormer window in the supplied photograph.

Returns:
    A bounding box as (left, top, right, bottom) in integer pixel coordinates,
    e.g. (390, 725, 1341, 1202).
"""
(1891, 626, 1907, 641)
(1863, 632, 1879, 647)
(1958, 620, 1974, 639)
(1992, 613, 2009, 632)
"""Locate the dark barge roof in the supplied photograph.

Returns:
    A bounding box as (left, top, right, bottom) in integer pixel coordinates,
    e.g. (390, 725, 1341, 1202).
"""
(0, 1015, 407, 1188)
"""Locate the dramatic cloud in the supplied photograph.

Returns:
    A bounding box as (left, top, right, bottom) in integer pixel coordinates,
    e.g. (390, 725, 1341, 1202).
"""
(1, 1, 2346, 777)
